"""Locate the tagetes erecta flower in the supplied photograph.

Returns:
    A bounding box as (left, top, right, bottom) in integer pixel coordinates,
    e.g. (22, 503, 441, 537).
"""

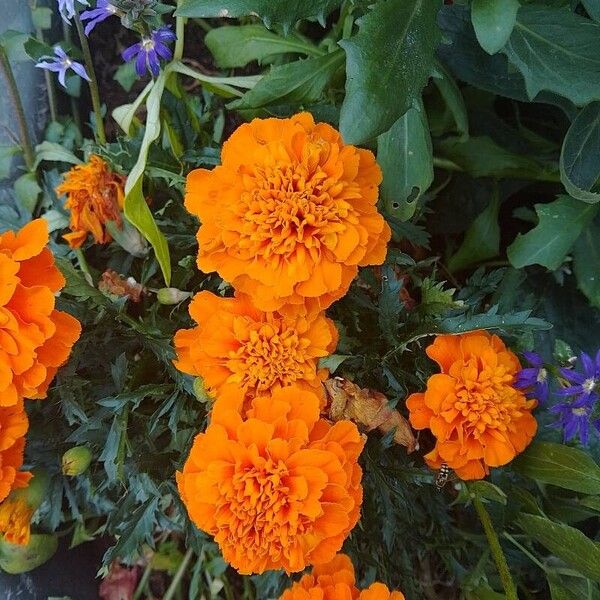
(177, 386, 364, 574)
(56, 155, 125, 248)
(279, 553, 405, 600)
(0, 495, 34, 545)
(0, 220, 81, 405)
(174, 291, 337, 408)
(0, 400, 30, 503)
(407, 331, 538, 480)
(185, 112, 391, 314)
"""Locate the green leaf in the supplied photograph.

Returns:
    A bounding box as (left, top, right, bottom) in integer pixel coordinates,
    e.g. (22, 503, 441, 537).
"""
(175, 0, 342, 30)
(339, 0, 441, 143)
(205, 25, 322, 68)
(471, 0, 519, 55)
(229, 51, 344, 110)
(377, 104, 433, 221)
(31, 6, 53, 30)
(573, 220, 600, 308)
(448, 190, 500, 272)
(124, 71, 171, 285)
(560, 102, 600, 203)
(507, 196, 599, 270)
(23, 36, 53, 62)
(503, 6, 600, 105)
(0, 30, 30, 62)
(114, 61, 138, 92)
(580, 496, 600, 512)
(55, 257, 109, 306)
(518, 514, 600, 581)
(512, 441, 600, 495)
(318, 354, 351, 374)
(34, 141, 82, 167)
(431, 61, 469, 140)
(547, 574, 582, 600)
(582, 0, 600, 22)
(0, 144, 19, 180)
(13, 173, 41, 213)
(469, 481, 507, 505)
(439, 306, 551, 333)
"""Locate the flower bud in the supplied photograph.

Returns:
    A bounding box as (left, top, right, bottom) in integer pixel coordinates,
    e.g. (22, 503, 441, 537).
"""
(193, 377, 211, 403)
(105, 219, 149, 258)
(62, 446, 92, 476)
(157, 288, 192, 305)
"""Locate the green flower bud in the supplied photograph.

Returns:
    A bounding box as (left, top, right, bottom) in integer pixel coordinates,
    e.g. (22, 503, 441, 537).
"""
(62, 446, 93, 476)
(157, 288, 192, 305)
(193, 377, 212, 403)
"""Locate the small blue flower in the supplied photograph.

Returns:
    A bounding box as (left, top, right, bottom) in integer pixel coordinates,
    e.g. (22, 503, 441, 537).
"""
(81, 0, 118, 35)
(35, 46, 91, 88)
(515, 351, 549, 403)
(557, 350, 600, 403)
(122, 26, 176, 78)
(549, 400, 599, 446)
(57, 0, 89, 23)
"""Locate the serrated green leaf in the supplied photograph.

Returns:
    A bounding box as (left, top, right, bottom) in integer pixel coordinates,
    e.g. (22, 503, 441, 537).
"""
(205, 25, 322, 68)
(377, 104, 433, 221)
(573, 220, 600, 307)
(518, 514, 600, 581)
(229, 51, 344, 110)
(560, 102, 600, 203)
(439, 306, 551, 333)
(507, 196, 599, 270)
(503, 6, 600, 105)
(339, 0, 441, 143)
(318, 354, 351, 374)
(175, 0, 342, 30)
(471, 0, 519, 55)
(512, 441, 600, 495)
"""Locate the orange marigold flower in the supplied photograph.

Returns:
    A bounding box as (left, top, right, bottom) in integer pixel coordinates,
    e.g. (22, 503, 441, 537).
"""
(173, 291, 337, 407)
(0, 400, 31, 503)
(0, 219, 82, 405)
(177, 386, 365, 574)
(406, 331, 538, 480)
(279, 553, 406, 600)
(185, 112, 391, 314)
(56, 155, 125, 248)
(0, 495, 34, 545)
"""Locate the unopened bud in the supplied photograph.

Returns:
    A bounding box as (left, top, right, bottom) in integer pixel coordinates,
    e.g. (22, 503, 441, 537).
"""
(157, 288, 192, 305)
(106, 219, 149, 258)
(62, 446, 92, 476)
(193, 377, 211, 403)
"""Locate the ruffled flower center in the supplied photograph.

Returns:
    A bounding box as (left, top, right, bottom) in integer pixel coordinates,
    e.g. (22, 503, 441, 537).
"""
(0, 497, 33, 545)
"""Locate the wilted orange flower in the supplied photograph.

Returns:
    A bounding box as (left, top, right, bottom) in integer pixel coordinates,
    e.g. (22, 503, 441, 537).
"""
(177, 386, 365, 574)
(0, 219, 81, 405)
(0, 495, 33, 545)
(0, 400, 31, 504)
(56, 155, 125, 248)
(279, 553, 405, 600)
(173, 291, 337, 408)
(407, 331, 538, 480)
(185, 112, 391, 314)
(98, 269, 144, 303)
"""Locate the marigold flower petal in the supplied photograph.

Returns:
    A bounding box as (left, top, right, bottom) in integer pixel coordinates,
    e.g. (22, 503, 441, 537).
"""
(0, 401, 30, 504)
(0, 495, 33, 545)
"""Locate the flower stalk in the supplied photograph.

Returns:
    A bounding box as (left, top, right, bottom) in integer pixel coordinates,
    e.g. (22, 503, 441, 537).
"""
(73, 12, 106, 144)
(471, 491, 519, 600)
(0, 45, 35, 171)
(174, 0, 185, 61)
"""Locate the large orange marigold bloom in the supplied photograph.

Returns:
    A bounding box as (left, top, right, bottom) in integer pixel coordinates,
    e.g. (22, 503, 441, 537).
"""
(173, 291, 337, 407)
(177, 386, 365, 574)
(407, 331, 538, 480)
(0, 400, 30, 503)
(185, 112, 391, 314)
(56, 155, 125, 248)
(0, 219, 81, 405)
(279, 553, 405, 600)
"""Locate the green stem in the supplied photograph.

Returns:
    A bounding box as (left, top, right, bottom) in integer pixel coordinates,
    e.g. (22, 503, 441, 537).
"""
(503, 532, 546, 572)
(163, 547, 194, 600)
(74, 248, 93, 285)
(132, 561, 153, 600)
(472, 493, 519, 600)
(174, 2, 186, 61)
(0, 45, 35, 170)
(433, 156, 463, 172)
(73, 13, 106, 144)
(116, 406, 130, 482)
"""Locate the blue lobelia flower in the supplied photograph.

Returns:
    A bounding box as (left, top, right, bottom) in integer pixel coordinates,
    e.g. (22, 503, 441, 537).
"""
(514, 351, 550, 403)
(81, 0, 119, 35)
(549, 401, 598, 446)
(35, 46, 91, 88)
(57, 0, 89, 23)
(122, 26, 176, 77)
(556, 350, 600, 403)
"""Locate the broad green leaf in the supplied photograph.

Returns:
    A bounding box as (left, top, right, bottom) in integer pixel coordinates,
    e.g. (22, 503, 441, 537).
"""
(547, 574, 582, 600)
(205, 25, 322, 68)
(0, 30, 30, 62)
(507, 196, 599, 270)
(512, 441, 600, 495)
(503, 6, 600, 105)
(431, 61, 469, 140)
(469, 480, 507, 505)
(112, 81, 154, 135)
(31, 6, 53, 30)
(471, 0, 519, 55)
(114, 61, 138, 92)
(229, 51, 344, 110)
(448, 191, 500, 272)
(518, 514, 600, 581)
(573, 220, 600, 308)
(0, 144, 19, 180)
(581, 496, 600, 512)
(377, 104, 433, 221)
(124, 70, 171, 285)
(582, 0, 600, 22)
(339, 0, 441, 144)
(560, 102, 600, 203)
(0, 534, 58, 573)
(175, 0, 342, 30)
(13, 173, 41, 212)
(171, 61, 261, 96)
(34, 141, 82, 167)
(23, 36, 53, 62)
